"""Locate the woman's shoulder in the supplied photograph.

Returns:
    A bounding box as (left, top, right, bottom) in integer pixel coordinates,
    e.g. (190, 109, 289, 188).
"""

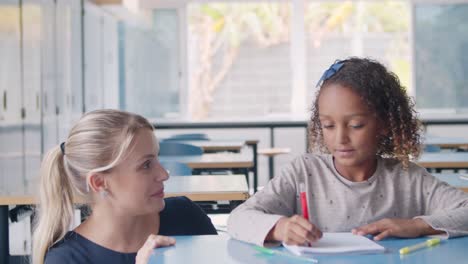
(160, 196, 217, 235)
(164, 195, 191, 204)
(45, 231, 136, 264)
(45, 232, 86, 264)
(162, 196, 196, 212)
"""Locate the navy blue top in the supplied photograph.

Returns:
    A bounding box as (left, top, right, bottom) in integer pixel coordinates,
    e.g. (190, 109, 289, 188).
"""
(45, 196, 217, 264)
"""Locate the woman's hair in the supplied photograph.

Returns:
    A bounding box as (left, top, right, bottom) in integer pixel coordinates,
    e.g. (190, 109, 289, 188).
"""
(32, 109, 153, 264)
(308, 57, 422, 166)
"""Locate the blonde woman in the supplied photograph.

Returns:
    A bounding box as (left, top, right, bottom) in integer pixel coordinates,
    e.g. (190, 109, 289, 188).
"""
(33, 109, 216, 264)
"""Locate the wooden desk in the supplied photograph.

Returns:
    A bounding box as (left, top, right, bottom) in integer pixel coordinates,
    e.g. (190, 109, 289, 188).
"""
(149, 234, 468, 264)
(159, 153, 253, 170)
(158, 137, 259, 192)
(174, 140, 245, 153)
(417, 152, 468, 169)
(243, 139, 259, 145)
(432, 173, 468, 192)
(165, 175, 249, 201)
(0, 175, 249, 205)
(424, 136, 468, 149)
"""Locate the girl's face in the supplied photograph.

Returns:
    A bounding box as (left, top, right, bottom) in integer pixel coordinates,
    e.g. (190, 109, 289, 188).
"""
(318, 83, 381, 171)
(105, 128, 169, 216)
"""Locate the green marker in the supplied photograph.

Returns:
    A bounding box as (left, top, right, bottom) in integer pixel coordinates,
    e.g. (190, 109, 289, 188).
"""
(399, 238, 441, 255)
(253, 245, 318, 263)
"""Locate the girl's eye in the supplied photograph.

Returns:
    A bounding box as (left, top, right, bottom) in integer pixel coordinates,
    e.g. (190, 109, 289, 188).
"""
(322, 124, 334, 129)
(350, 124, 364, 129)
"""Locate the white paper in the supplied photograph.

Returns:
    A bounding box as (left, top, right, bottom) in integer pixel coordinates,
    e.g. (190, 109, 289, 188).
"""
(283, 233, 385, 256)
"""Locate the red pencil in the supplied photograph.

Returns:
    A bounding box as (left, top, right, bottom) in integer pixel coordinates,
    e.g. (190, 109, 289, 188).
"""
(300, 183, 309, 220)
(300, 183, 312, 247)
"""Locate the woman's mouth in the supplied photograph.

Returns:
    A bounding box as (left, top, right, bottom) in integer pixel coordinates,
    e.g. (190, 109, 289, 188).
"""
(150, 188, 164, 198)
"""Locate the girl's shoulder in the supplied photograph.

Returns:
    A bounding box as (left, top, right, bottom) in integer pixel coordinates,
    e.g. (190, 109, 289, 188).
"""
(292, 153, 331, 165)
(378, 156, 428, 178)
(285, 153, 334, 175)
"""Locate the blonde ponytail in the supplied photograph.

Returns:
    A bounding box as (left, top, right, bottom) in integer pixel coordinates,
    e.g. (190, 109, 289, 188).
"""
(32, 109, 153, 264)
(32, 146, 74, 264)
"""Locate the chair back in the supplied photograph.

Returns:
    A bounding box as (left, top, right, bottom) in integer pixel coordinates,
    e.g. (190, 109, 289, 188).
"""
(424, 144, 442, 153)
(167, 133, 209, 141)
(159, 142, 203, 156)
(160, 161, 192, 176)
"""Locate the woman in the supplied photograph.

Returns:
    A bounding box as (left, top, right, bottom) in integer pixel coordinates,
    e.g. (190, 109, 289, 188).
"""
(33, 109, 216, 264)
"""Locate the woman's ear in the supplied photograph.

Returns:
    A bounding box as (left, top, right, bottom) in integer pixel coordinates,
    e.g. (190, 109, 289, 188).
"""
(88, 173, 107, 194)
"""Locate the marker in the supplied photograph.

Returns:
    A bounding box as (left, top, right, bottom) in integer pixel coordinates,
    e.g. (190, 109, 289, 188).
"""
(253, 245, 318, 263)
(300, 183, 312, 247)
(399, 238, 441, 255)
(300, 183, 309, 220)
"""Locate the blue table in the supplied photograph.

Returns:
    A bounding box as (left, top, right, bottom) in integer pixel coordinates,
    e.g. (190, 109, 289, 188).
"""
(149, 234, 468, 264)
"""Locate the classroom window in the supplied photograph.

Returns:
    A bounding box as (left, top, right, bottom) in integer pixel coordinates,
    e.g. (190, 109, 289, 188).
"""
(119, 9, 182, 119)
(187, 2, 293, 120)
(305, 1, 411, 103)
(414, 3, 468, 113)
(184, 1, 411, 121)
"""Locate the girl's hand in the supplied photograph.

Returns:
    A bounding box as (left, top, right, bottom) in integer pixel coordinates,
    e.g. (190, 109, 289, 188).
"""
(267, 215, 322, 245)
(135, 234, 176, 264)
(352, 218, 442, 241)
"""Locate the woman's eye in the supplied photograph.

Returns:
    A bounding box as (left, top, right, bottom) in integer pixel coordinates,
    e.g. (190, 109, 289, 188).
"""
(143, 160, 152, 169)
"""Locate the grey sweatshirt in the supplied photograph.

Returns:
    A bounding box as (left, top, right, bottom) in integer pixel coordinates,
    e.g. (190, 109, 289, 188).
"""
(228, 154, 468, 246)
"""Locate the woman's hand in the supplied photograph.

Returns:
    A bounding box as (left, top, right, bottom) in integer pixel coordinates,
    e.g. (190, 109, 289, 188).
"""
(266, 215, 322, 245)
(135, 234, 176, 264)
(352, 218, 443, 241)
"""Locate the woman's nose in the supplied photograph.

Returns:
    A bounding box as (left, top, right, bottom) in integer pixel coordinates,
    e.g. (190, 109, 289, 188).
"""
(156, 163, 170, 181)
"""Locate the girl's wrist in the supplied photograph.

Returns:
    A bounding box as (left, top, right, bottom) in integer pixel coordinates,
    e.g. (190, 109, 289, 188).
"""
(266, 217, 287, 242)
(413, 218, 443, 236)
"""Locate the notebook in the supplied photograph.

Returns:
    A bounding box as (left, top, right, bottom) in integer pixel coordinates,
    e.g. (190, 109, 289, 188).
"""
(283, 232, 385, 256)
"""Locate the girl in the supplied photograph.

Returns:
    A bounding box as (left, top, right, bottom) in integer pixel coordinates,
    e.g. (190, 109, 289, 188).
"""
(227, 57, 468, 246)
(33, 109, 216, 264)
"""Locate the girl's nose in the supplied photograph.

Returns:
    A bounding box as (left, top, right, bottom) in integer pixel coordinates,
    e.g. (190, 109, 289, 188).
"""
(336, 126, 350, 144)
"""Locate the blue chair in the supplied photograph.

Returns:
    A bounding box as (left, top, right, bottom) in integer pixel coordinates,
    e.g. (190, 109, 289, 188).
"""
(424, 144, 443, 173)
(424, 144, 442, 153)
(160, 161, 192, 176)
(166, 133, 209, 141)
(159, 142, 203, 156)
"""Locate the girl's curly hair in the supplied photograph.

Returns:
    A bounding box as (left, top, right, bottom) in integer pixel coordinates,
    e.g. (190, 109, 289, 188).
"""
(308, 57, 422, 167)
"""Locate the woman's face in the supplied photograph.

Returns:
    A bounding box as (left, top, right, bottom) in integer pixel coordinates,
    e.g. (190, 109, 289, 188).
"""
(105, 129, 169, 216)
